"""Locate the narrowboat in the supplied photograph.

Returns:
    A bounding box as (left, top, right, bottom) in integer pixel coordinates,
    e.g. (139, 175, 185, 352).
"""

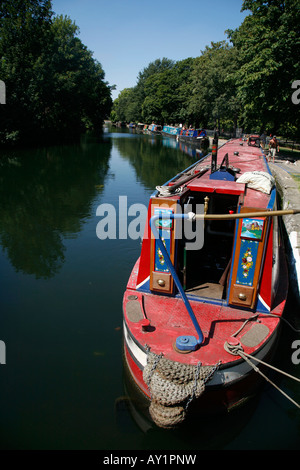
(177, 128, 210, 149)
(136, 123, 146, 133)
(161, 125, 181, 138)
(122, 135, 297, 428)
(147, 123, 162, 135)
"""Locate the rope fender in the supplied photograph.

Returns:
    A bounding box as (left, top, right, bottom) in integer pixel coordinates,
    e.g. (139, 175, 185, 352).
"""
(143, 348, 220, 428)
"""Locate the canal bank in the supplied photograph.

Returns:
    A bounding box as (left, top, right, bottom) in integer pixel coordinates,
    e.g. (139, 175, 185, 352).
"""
(269, 155, 300, 304)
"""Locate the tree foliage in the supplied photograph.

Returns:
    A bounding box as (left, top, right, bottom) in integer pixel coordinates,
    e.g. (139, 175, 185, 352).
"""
(0, 0, 112, 146)
(227, 0, 300, 135)
(112, 88, 138, 123)
(187, 42, 240, 129)
(112, 1, 300, 138)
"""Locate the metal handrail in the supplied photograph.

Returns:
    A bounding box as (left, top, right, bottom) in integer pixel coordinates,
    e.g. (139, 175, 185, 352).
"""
(192, 208, 300, 220)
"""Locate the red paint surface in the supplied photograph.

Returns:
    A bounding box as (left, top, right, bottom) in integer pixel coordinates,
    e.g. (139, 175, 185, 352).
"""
(123, 288, 283, 367)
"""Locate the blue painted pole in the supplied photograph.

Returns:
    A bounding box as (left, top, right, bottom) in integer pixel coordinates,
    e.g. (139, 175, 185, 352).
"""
(150, 213, 204, 347)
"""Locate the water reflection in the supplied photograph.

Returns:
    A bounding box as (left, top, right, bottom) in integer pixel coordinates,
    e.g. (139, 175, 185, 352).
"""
(0, 135, 111, 278)
(108, 132, 208, 191)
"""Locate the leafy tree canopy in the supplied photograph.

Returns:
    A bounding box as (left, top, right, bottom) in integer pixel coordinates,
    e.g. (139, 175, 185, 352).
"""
(227, 0, 300, 135)
(0, 0, 112, 146)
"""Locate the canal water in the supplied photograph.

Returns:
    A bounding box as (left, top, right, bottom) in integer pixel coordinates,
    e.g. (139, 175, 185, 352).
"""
(0, 128, 299, 451)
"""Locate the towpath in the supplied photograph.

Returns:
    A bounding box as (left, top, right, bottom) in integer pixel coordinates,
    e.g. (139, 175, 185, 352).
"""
(269, 153, 300, 303)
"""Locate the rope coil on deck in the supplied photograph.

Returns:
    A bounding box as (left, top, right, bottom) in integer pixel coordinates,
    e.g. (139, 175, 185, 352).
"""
(143, 349, 219, 428)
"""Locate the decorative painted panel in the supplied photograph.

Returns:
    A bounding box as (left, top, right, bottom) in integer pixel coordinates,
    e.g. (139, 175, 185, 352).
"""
(240, 217, 265, 241)
(154, 208, 173, 272)
(236, 239, 259, 286)
(228, 207, 269, 310)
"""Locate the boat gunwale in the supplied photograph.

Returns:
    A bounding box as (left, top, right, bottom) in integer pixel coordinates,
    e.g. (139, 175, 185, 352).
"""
(123, 319, 281, 392)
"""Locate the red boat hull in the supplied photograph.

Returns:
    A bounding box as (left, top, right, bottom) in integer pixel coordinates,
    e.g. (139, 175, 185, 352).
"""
(122, 138, 289, 426)
(123, 322, 281, 415)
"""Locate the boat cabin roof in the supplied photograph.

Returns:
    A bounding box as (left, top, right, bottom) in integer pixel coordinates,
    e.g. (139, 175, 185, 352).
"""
(175, 139, 272, 209)
(187, 178, 245, 196)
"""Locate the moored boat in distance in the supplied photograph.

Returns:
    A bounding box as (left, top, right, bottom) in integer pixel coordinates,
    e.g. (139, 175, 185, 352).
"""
(122, 134, 299, 428)
(177, 128, 210, 149)
(147, 123, 162, 135)
(161, 125, 181, 138)
(115, 121, 126, 128)
(162, 125, 210, 150)
(136, 123, 146, 133)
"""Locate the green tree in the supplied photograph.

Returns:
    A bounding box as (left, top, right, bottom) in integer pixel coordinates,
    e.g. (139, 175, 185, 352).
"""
(43, 14, 112, 139)
(134, 58, 175, 123)
(0, 0, 53, 143)
(0, 1, 112, 146)
(113, 57, 195, 125)
(172, 58, 196, 124)
(142, 58, 195, 124)
(112, 88, 138, 122)
(188, 41, 240, 131)
(227, 0, 300, 136)
(112, 58, 175, 124)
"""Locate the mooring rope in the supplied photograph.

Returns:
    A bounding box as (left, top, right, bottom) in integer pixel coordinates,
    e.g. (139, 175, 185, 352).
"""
(241, 350, 300, 383)
(225, 341, 300, 409)
(264, 313, 300, 334)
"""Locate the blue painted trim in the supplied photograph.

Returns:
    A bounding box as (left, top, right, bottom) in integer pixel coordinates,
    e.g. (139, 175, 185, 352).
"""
(267, 187, 277, 210)
(263, 153, 277, 210)
(256, 297, 270, 313)
(150, 213, 204, 345)
(182, 294, 225, 306)
(136, 279, 150, 293)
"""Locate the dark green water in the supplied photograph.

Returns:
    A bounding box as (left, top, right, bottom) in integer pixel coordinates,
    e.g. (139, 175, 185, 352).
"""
(0, 129, 299, 451)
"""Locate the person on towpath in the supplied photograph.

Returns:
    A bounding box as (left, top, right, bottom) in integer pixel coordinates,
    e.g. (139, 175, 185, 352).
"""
(268, 135, 280, 163)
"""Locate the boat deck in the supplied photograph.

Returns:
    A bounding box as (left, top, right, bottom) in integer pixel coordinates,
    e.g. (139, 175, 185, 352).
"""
(184, 139, 271, 208)
(124, 139, 285, 366)
(124, 250, 286, 368)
